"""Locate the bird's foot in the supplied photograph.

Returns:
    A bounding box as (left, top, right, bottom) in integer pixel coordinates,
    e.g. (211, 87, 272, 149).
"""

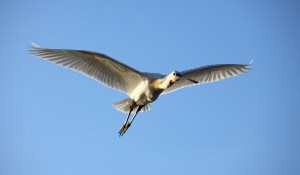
(119, 123, 131, 137)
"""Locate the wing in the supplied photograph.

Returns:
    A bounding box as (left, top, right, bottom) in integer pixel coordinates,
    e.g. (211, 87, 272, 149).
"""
(28, 43, 146, 95)
(162, 62, 252, 95)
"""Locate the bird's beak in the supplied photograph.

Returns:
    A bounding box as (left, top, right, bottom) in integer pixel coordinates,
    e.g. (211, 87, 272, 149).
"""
(177, 74, 198, 84)
(183, 77, 198, 84)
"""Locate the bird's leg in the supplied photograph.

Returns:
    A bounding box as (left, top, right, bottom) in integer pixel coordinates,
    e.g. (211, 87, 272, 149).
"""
(119, 105, 144, 136)
(128, 105, 143, 125)
(119, 107, 133, 137)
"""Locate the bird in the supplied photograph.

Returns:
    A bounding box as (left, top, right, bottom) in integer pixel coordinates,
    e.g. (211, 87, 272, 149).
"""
(28, 43, 253, 136)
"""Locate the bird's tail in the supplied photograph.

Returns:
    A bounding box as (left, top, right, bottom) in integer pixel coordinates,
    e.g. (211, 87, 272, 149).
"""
(112, 98, 151, 113)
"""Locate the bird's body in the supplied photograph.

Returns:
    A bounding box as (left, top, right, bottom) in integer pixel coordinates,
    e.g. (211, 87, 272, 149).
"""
(29, 43, 252, 136)
(131, 73, 163, 105)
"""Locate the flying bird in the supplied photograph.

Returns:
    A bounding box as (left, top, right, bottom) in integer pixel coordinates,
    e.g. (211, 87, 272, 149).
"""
(28, 43, 252, 136)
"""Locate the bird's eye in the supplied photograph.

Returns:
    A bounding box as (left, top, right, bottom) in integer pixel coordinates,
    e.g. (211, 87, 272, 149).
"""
(173, 72, 176, 76)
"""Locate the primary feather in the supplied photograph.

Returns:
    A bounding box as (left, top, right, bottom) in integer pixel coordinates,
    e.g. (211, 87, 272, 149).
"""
(28, 43, 145, 95)
(162, 63, 251, 94)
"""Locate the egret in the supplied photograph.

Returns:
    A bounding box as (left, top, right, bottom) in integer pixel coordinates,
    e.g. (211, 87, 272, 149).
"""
(28, 43, 252, 136)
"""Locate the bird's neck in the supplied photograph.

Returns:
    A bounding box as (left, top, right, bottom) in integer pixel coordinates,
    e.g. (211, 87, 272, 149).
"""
(151, 76, 173, 90)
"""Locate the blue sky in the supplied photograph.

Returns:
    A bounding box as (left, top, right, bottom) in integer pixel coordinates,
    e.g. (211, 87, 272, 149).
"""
(1, 0, 300, 175)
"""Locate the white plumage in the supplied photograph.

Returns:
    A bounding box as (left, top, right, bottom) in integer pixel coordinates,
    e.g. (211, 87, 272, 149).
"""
(28, 43, 252, 136)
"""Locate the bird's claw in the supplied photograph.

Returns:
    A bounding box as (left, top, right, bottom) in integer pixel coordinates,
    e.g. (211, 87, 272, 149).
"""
(119, 123, 131, 136)
(119, 123, 126, 136)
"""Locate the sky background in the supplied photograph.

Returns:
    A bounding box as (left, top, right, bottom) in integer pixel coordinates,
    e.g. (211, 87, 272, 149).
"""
(1, 0, 300, 175)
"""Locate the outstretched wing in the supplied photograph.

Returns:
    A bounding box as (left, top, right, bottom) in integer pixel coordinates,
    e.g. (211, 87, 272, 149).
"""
(28, 43, 146, 95)
(162, 62, 252, 95)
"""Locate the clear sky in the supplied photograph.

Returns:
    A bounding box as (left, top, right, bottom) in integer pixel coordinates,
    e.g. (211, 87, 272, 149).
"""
(1, 0, 300, 175)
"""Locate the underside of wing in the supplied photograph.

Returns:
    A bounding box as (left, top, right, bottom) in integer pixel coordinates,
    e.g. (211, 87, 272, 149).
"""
(28, 43, 145, 95)
(162, 63, 252, 95)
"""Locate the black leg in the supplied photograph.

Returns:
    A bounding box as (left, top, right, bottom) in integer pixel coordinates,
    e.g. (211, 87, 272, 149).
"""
(129, 105, 143, 124)
(119, 107, 134, 137)
(119, 105, 144, 136)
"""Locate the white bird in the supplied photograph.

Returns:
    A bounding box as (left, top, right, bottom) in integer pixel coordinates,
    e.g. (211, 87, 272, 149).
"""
(28, 43, 252, 136)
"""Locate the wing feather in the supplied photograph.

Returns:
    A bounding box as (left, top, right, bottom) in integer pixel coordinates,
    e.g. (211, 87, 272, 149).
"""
(28, 44, 145, 95)
(162, 63, 252, 95)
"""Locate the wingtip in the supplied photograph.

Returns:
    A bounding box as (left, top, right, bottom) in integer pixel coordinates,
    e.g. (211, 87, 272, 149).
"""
(29, 42, 43, 48)
(249, 59, 254, 65)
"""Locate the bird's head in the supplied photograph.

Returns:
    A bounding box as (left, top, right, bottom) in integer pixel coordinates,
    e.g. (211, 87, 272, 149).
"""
(169, 71, 182, 85)
(155, 71, 198, 89)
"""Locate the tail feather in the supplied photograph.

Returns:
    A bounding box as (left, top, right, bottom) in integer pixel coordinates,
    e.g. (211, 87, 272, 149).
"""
(112, 98, 132, 113)
(140, 103, 151, 112)
(112, 98, 151, 113)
